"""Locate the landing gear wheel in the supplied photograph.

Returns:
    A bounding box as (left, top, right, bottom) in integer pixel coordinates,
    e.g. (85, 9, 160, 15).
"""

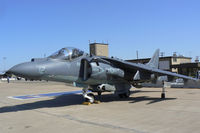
(124, 90, 130, 98)
(84, 93, 95, 103)
(161, 93, 165, 99)
(118, 90, 130, 98)
(119, 94, 124, 98)
(161, 81, 166, 99)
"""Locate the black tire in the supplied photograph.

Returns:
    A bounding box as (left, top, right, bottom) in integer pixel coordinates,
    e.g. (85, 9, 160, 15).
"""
(118, 90, 130, 98)
(118, 94, 124, 98)
(161, 93, 165, 99)
(124, 90, 130, 98)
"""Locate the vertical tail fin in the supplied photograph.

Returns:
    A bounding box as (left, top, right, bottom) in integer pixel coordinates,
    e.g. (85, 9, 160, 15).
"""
(146, 49, 160, 69)
(133, 49, 160, 81)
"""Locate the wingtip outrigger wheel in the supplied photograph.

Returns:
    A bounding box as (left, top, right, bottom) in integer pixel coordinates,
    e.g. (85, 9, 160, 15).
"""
(161, 93, 165, 99)
(161, 81, 166, 99)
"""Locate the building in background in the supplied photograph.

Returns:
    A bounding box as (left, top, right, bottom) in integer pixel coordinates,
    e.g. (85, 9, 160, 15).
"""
(89, 43, 108, 57)
(127, 53, 200, 78)
(127, 54, 192, 72)
(172, 62, 200, 77)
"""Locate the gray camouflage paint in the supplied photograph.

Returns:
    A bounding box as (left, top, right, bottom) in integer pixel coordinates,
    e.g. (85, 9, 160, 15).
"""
(7, 47, 198, 94)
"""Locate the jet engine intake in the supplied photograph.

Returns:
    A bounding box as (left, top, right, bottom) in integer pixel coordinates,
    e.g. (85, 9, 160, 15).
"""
(80, 59, 92, 81)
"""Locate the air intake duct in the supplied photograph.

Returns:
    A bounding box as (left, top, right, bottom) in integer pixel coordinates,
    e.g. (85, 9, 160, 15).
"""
(80, 58, 92, 81)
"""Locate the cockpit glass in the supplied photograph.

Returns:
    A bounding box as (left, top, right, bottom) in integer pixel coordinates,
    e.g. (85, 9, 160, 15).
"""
(48, 47, 84, 60)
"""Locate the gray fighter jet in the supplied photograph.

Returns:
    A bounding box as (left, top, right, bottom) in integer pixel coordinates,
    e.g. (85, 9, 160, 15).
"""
(7, 47, 198, 103)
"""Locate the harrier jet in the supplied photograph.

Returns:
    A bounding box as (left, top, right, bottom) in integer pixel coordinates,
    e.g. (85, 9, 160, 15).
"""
(7, 47, 198, 103)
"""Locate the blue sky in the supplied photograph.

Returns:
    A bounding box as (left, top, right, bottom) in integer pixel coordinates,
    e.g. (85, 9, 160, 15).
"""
(0, 0, 200, 70)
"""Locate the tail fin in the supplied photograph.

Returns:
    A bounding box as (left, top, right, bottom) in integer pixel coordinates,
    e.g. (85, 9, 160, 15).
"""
(133, 49, 160, 81)
(146, 49, 160, 69)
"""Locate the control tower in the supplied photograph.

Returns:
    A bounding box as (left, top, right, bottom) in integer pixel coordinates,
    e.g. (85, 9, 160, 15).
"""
(89, 43, 109, 57)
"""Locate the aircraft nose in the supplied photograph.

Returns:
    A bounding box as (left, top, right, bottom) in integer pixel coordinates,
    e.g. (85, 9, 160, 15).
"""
(8, 62, 40, 78)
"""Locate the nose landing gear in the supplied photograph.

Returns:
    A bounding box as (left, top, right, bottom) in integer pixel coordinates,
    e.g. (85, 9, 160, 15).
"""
(82, 88, 100, 105)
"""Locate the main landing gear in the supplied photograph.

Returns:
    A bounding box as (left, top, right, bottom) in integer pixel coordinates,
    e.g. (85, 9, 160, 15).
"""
(118, 90, 130, 98)
(82, 88, 100, 105)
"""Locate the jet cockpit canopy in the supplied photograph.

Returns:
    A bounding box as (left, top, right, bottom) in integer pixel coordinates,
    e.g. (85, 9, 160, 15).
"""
(49, 47, 84, 60)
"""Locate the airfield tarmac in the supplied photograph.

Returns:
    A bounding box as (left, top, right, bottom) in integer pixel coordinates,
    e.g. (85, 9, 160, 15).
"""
(0, 81, 200, 133)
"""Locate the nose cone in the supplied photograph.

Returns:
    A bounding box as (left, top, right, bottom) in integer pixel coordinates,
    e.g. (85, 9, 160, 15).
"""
(8, 62, 40, 79)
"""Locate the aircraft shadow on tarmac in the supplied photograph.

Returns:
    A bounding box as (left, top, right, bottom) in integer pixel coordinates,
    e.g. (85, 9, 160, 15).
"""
(0, 90, 176, 113)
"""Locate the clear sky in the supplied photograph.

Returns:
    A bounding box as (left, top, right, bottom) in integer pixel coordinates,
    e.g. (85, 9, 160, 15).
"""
(0, 0, 200, 70)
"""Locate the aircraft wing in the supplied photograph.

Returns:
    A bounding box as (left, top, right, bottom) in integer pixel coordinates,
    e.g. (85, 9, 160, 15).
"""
(100, 57, 198, 81)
